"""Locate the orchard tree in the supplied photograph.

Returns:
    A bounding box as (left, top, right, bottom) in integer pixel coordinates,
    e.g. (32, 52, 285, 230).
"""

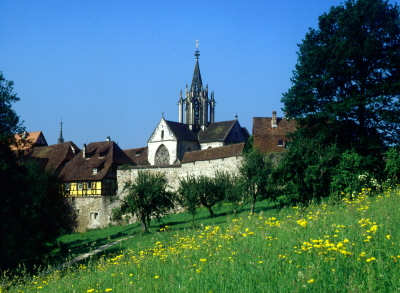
(114, 171, 175, 233)
(282, 0, 400, 147)
(240, 149, 272, 214)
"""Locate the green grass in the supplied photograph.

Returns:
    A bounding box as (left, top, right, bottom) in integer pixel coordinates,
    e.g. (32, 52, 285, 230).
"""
(3, 189, 400, 292)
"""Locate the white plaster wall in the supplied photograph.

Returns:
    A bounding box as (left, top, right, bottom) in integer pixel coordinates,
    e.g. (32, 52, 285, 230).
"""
(200, 141, 224, 150)
(148, 140, 177, 165)
(148, 119, 178, 165)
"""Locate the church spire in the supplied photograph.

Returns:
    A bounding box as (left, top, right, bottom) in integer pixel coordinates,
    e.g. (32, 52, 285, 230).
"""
(57, 120, 64, 144)
(191, 40, 203, 92)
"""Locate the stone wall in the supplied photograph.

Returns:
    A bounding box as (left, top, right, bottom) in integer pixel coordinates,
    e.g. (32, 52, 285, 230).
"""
(68, 195, 122, 232)
(117, 155, 243, 192)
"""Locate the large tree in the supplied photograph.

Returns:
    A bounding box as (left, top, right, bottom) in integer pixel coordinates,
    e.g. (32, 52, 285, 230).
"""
(0, 72, 76, 270)
(282, 0, 400, 146)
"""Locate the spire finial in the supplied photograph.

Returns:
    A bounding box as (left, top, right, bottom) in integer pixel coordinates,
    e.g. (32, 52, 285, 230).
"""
(58, 119, 64, 144)
(194, 40, 200, 60)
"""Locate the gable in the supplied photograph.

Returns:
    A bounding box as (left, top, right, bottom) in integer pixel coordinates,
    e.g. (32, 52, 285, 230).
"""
(148, 119, 177, 144)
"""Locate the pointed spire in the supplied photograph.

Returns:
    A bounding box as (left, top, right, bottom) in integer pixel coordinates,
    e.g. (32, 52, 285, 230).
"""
(191, 40, 203, 92)
(58, 119, 64, 144)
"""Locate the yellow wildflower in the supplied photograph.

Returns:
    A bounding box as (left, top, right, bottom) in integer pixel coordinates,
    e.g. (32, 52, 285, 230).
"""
(307, 279, 315, 284)
(366, 257, 376, 263)
(105, 289, 112, 292)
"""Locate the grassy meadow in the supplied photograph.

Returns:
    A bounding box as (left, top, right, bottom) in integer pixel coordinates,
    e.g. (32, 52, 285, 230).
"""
(3, 187, 400, 292)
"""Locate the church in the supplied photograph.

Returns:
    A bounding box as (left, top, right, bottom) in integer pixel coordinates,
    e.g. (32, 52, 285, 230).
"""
(146, 45, 249, 166)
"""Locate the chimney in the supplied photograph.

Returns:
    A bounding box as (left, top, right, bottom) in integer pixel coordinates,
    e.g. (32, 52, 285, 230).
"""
(83, 144, 87, 158)
(271, 111, 278, 128)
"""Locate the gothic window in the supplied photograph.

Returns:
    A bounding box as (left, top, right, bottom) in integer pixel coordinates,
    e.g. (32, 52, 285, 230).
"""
(155, 144, 170, 166)
(161, 130, 164, 140)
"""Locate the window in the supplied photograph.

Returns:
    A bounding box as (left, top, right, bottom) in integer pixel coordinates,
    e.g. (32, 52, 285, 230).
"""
(161, 130, 164, 140)
(90, 212, 99, 220)
(92, 168, 98, 175)
(278, 139, 284, 147)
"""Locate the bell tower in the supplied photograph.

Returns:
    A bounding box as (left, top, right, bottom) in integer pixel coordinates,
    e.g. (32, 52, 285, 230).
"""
(178, 41, 215, 130)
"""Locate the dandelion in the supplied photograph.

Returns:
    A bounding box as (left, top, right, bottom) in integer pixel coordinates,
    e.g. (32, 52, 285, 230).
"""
(105, 289, 112, 292)
(307, 279, 315, 284)
(154, 275, 160, 279)
(366, 257, 376, 263)
(200, 258, 207, 262)
(297, 219, 307, 228)
(87, 290, 95, 293)
(386, 234, 391, 240)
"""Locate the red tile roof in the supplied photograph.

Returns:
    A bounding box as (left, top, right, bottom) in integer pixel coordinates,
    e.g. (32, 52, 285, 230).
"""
(28, 141, 79, 175)
(123, 147, 150, 166)
(253, 117, 297, 153)
(182, 143, 245, 163)
(59, 141, 133, 181)
(10, 131, 47, 151)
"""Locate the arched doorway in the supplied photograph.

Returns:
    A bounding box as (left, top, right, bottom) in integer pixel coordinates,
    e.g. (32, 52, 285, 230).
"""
(154, 144, 170, 166)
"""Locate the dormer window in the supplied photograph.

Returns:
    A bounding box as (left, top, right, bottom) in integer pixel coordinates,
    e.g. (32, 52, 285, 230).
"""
(92, 168, 98, 175)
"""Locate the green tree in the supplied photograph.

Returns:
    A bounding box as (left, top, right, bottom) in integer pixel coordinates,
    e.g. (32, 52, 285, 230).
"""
(178, 176, 200, 225)
(0, 72, 76, 270)
(0, 72, 22, 141)
(114, 171, 174, 233)
(385, 147, 400, 184)
(240, 149, 272, 214)
(222, 173, 244, 215)
(282, 0, 400, 147)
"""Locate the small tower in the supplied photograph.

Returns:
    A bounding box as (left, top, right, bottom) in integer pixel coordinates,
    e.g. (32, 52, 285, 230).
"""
(210, 91, 215, 123)
(178, 89, 184, 123)
(182, 41, 215, 129)
(57, 120, 64, 144)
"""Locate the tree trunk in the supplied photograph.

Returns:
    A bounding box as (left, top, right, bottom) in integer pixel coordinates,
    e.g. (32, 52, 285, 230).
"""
(207, 206, 215, 217)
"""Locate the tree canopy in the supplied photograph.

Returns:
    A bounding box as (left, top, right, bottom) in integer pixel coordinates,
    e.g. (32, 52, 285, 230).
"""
(282, 0, 400, 145)
(0, 72, 22, 141)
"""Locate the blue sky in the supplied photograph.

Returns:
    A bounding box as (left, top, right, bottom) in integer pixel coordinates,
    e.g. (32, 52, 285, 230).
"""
(1, 0, 349, 149)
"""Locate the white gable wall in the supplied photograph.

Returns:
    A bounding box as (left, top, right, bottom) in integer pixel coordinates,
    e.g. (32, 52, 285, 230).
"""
(148, 119, 178, 165)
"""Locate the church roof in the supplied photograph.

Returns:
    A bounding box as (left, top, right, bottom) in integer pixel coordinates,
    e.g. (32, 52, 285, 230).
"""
(182, 143, 245, 163)
(191, 59, 203, 92)
(123, 147, 150, 166)
(59, 141, 134, 181)
(165, 120, 198, 141)
(28, 141, 79, 175)
(198, 120, 237, 143)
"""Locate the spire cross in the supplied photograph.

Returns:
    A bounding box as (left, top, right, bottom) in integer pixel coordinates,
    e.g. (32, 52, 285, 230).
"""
(194, 40, 200, 60)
